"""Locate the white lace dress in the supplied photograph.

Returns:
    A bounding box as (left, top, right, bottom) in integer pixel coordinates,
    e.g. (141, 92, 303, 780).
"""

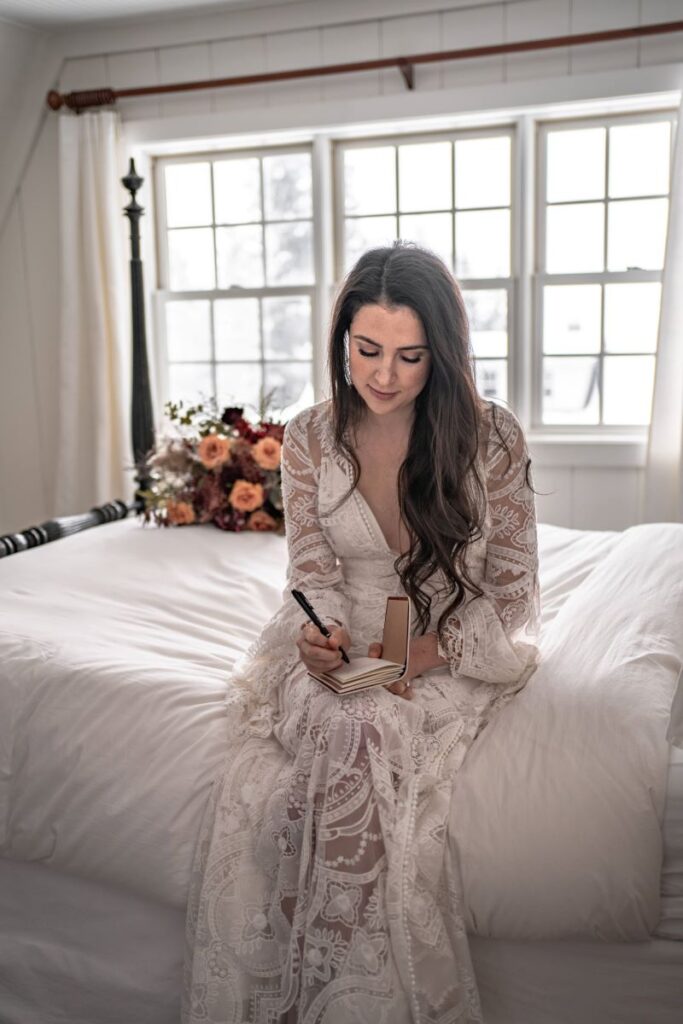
(182, 400, 540, 1024)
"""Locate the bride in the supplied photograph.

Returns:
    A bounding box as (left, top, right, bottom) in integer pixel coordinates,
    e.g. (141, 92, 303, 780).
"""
(182, 241, 540, 1024)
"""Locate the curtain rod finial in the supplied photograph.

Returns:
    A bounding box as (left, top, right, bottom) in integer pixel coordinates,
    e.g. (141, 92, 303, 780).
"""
(47, 90, 63, 111)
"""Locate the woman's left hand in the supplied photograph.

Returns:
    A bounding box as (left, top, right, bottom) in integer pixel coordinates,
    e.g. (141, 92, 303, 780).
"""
(368, 641, 415, 700)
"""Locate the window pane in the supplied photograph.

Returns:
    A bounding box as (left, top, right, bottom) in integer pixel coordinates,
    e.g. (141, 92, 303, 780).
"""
(455, 210, 510, 278)
(608, 122, 671, 198)
(263, 296, 312, 360)
(543, 285, 601, 355)
(214, 298, 260, 361)
(398, 142, 452, 212)
(455, 136, 511, 209)
(165, 163, 212, 227)
(344, 216, 397, 273)
(543, 357, 600, 425)
(546, 203, 604, 273)
(216, 363, 262, 417)
(263, 152, 312, 220)
(607, 198, 668, 271)
(475, 360, 507, 402)
(463, 290, 507, 358)
(604, 283, 661, 354)
(344, 147, 396, 215)
(603, 355, 655, 425)
(168, 363, 213, 405)
(165, 301, 211, 361)
(213, 158, 261, 224)
(265, 221, 314, 285)
(216, 225, 264, 288)
(168, 228, 215, 290)
(264, 362, 314, 419)
(398, 213, 453, 268)
(546, 128, 606, 203)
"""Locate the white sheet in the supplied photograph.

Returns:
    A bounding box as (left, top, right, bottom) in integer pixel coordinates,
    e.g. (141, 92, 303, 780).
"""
(0, 521, 286, 905)
(1, 858, 682, 1024)
(0, 517, 681, 943)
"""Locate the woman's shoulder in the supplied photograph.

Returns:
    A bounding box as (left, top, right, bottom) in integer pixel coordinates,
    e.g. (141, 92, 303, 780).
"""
(283, 401, 335, 466)
(481, 402, 530, 483)
(284, 400, 332, 439)
(482, 401, 525, 450)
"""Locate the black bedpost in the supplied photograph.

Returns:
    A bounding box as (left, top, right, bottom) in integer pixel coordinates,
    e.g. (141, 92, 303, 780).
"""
(122, 158, 155, 509)
(0, 160, 156, 556)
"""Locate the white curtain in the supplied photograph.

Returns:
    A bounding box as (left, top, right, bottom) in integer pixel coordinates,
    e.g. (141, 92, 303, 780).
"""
(55, 110, 132, 517)
(643, 96, 683, 524)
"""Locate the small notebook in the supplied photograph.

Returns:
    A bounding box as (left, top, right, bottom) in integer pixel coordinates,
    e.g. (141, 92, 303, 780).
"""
(308, 596, 410, 694)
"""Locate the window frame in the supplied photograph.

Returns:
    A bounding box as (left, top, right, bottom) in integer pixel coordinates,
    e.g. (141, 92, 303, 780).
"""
(153, 142, 319, 419)
(533, 106, 678, 435)
(149, 101, 677, 444)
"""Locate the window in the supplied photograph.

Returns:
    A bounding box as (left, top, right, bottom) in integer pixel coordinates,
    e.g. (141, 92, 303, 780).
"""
(335, 129, 514, 404)
(152, 103, 677, 433)
(537, 111, 675, 428)
(155, 146, 316, 420)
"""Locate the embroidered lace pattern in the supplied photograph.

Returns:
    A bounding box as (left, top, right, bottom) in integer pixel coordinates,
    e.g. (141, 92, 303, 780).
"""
(435, 404, 541, 687)
(182, 400, 540, 1024)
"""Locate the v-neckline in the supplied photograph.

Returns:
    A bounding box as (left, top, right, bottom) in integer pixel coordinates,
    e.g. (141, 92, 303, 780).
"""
(322, 405, 403, 558)
(353, 487, 401, 558)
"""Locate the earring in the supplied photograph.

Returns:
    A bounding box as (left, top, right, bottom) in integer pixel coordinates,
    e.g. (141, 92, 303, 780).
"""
(343, 329, 352, 387)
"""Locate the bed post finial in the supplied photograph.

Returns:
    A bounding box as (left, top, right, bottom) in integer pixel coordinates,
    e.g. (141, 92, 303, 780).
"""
(122, 158, 155, 511)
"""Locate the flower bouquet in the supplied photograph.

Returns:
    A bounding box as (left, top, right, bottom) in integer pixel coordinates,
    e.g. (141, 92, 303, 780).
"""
(139, 400, 286, 533)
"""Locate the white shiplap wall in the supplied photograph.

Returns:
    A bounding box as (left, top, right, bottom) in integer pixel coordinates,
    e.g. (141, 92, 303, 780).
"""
(0, 0, 682, 534)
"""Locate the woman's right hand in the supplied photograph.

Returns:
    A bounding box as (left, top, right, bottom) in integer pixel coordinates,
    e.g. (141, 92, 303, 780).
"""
(297, 623, 351, 675)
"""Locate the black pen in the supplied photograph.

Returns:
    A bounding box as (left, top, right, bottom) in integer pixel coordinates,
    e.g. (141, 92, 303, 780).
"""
(291, 589, 350, 664)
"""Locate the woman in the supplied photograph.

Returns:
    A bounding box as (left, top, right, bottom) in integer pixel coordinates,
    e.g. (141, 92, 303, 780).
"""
(182, 242, 540, 1024)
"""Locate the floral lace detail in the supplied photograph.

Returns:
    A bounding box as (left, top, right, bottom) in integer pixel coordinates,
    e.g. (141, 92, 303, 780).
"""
(182, 400, 540, 1024)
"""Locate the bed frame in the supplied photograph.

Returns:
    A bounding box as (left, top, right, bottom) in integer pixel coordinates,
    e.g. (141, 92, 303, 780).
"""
(0, 160, 154, 559)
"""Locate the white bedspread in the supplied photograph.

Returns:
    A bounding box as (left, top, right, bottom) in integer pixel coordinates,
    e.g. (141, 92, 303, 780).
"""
(451, 522, 683, 939)
(0, 522, 286, 907)
(0, 517, 681, 941)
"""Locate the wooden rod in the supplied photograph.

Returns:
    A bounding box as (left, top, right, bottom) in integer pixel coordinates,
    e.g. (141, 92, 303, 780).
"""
(47, 19, 683, 112)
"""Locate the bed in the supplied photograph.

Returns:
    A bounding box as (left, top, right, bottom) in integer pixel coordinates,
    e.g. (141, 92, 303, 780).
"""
(1, 165, 682, 1024)
(0, 513, 682, 1023)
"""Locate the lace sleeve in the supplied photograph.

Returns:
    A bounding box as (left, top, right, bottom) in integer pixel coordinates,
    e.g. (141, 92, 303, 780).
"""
(223, 407, 350, 731)
(280, 408, 350, 635)
(436, 405, 540, 686)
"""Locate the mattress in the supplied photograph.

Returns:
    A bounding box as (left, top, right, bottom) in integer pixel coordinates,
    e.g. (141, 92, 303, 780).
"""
(1, 858, 681, 1024)
(656, 741, 683, 940)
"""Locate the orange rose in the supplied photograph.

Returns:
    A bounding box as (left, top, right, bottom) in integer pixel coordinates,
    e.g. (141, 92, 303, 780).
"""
(166, 500, 196, 525)
(252, 436, 282, 471)
(247, 509, 278, 532)
(229, 479, 264, 513)
(198, 433, 231, 469)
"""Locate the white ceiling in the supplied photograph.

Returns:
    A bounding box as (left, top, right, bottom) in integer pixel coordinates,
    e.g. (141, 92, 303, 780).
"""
(0, 0, 295, 28)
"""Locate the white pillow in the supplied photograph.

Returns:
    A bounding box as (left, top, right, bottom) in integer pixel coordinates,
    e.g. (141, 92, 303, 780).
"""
(450, 522, 683, 940)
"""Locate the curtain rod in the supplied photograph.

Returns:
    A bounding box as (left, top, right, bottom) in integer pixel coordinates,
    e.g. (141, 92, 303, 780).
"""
(47, 20, 683, 113)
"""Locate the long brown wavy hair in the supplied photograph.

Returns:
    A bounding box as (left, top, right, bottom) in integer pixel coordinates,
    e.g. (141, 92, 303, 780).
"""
(328, 241, 526, 639)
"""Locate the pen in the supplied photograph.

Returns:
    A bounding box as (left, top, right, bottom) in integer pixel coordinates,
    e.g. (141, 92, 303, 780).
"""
(291, 589, 350, 664)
